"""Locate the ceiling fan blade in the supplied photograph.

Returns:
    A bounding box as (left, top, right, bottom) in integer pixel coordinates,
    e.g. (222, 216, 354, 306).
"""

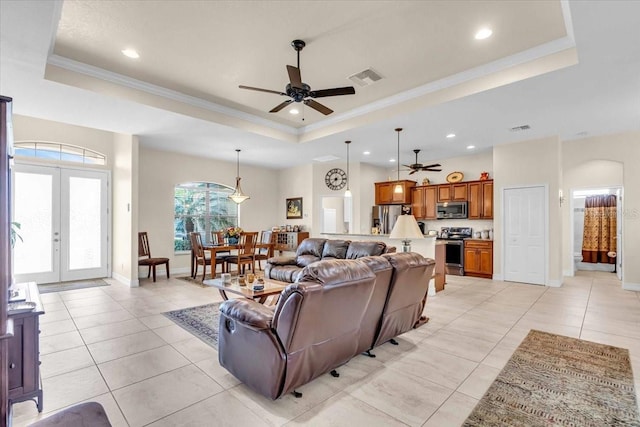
(408, 170, 417, 175)
(310, 86, 356, 98)
(269, 100, 293, 113)
(402, 164, 415, 169)
(304, 99, 333, 115)
(287, 65, 303, 89)
(423, 168, 442, 172)
(239, 85, 287, 96)
(422, 163, 442, 169)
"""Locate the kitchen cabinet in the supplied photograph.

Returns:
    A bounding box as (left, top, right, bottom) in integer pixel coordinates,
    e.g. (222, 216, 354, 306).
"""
(468, 180, 493, 219)
(464, 240, 493, 278)
(274, 232, 309, 253)
(7, 282, 43, 412)
(375, 181, 415, 205)
(411, 185, 437, 220)
(437, 183, 467, 202)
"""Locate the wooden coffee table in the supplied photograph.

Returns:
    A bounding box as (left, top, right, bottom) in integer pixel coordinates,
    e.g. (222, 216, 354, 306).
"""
(202, 277, 288, 304)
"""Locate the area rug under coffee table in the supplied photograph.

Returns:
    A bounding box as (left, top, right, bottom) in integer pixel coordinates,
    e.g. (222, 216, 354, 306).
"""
(464, 329, 640, 427)
(163, 302, 222, 350)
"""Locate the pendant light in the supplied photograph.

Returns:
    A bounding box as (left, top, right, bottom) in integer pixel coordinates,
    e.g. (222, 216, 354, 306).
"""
(394, 128, 403, 194)
(229, 149, 250, 204)
(344, 140, 352, 198)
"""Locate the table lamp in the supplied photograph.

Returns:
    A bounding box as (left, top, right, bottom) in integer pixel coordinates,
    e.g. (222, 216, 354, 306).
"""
(389, 214, 424, 252)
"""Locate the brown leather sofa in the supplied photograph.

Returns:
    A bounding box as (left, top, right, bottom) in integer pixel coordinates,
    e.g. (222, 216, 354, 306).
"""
(264, 238, 392, 283)
(218, 252, 435, 399)
(218, 259, 377, 399)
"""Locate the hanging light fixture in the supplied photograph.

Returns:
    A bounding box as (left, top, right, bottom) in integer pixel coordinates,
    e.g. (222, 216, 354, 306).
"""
(229, 149, 250, 204)
(344, 140, 352, 198)
(394, 128, 404, 194)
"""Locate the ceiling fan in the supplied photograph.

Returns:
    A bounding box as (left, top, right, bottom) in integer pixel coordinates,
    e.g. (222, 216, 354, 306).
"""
(239, 39, 356, 115)
(403, 149, 442, 175)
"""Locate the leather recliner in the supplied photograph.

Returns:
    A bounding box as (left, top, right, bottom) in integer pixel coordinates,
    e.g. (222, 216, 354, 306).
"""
(372, 252, 435, 348)
(218, 259, 377, 399)
(265, 238, 390, 283)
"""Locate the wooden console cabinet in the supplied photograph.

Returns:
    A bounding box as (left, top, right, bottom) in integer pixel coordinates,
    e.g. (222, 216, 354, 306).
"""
(275, 231, 309, 252)
(464, 240, 493, 278)
(468, 180, 493, 219)
(375, 180, 415, 205)
(7, 282, 44, 413)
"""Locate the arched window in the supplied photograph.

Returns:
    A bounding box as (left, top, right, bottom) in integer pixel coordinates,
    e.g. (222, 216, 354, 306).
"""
(14, 141, 106, 165)
(174, 182, 238, 252)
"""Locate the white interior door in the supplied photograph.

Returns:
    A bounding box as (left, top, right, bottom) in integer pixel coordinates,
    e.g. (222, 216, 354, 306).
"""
(504, 186, 546, 285)
(13, 164, 109, 284)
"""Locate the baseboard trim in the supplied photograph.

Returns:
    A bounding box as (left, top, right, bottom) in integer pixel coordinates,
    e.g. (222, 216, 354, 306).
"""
(113, 272, 139, 288)
(623, 282, 640, 292)
(563, 269, 574, 277)
(547, 278, 562, 287)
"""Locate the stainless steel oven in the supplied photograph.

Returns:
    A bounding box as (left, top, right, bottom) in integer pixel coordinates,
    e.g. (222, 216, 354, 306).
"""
(438, 227, 472, 275)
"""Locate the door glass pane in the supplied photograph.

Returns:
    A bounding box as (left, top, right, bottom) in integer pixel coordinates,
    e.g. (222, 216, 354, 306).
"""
(68, 177, 101, 270)
(14, 172, 53, 274)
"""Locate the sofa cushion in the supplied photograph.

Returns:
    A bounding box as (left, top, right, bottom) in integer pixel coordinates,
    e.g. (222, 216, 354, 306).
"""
(268, 265, 302, 283)
(346, 241, 386, 259)
(322, 239, 350, 259)
(295, 238, 326, 267)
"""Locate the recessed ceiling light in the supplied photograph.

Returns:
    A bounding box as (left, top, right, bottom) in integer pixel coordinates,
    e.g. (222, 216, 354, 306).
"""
(289, 108, 299, 115)
(446, 133, 456, 139)
(121, 48, 140, 59)
(475, 28, 493, 40)
(467, 145, 476, 150)
(390, 159, 396, 163)
(363, 151, 370, 155)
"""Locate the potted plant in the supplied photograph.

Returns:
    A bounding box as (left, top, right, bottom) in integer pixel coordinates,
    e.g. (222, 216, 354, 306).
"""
(223, 226, 243, 244)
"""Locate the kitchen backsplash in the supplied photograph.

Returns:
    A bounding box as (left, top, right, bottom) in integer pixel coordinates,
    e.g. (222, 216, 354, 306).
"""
(418, 219, 494, 235)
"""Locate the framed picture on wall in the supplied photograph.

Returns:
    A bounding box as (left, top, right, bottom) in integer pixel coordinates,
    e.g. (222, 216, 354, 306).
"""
(286, 197, 303, 219)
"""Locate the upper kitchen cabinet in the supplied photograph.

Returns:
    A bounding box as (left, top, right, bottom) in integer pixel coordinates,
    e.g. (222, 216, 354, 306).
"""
(437, 183, 467, 202)
(411, 185, 437, 219)
(375, 180, 415, 205)
(468, 180, 493, 219)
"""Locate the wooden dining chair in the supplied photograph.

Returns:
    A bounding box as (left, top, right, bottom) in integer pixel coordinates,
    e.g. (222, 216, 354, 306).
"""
(138, 232, 170, 282)
(225, 231, 258, 274)
(190, 232, 224, 281)
(254, 230, 274, 271)
(211, 230, 231, 255)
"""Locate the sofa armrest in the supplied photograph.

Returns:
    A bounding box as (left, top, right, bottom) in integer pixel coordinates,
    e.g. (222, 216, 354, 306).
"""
(267, 255, 297, 266)
(219, 299, 273, 330)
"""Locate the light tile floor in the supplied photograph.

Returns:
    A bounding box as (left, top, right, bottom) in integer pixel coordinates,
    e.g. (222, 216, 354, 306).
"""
(12, 271, 640, 426)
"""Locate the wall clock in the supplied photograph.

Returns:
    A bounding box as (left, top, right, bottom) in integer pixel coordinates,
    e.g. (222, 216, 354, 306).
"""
(446, 171, 464, 183)
(325, 168, 347, 190)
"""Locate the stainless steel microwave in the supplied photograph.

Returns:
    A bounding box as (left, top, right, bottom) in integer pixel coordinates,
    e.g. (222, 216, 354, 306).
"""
(436, 201, 468, 219)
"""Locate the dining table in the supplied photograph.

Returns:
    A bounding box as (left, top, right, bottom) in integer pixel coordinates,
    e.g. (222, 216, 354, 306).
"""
(190, 242, 274, 280)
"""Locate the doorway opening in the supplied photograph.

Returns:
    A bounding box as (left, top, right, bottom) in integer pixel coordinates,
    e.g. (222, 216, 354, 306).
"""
(571, 187, 622, 280)
(321, 196, 352, 234)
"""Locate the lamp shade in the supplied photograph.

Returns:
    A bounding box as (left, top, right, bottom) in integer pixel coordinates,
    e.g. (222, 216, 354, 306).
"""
(389, 215, 424, 240)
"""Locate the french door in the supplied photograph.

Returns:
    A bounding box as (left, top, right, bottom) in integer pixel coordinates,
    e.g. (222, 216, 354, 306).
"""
(503, 186, 546, 285)
(12, 164, 109, 284)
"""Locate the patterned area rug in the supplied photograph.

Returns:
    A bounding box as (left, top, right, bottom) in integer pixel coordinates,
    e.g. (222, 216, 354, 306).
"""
(38, 278, 109, 294)
(163, 302, 222, 350)
(464, 330, 640, 426)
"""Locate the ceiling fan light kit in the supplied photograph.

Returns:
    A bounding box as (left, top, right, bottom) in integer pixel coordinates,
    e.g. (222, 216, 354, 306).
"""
(239, 39, 356, 116)
(229, 149, 250, 204)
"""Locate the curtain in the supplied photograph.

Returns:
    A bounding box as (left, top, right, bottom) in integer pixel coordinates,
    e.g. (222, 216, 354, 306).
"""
(582, 194, 617, 263)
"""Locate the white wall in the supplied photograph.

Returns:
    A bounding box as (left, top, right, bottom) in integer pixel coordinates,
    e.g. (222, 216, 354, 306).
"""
(277, 163, 313, 232)
(493, 136, 563, 286)
(561, 132, 640, 289)
(360, 163, 388, 233)
(138, 147, 279, 274)
(112, 134, 139, 286)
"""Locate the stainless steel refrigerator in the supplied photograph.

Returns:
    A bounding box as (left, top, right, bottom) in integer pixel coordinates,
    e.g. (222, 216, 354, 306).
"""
(372, 205, 402, 234)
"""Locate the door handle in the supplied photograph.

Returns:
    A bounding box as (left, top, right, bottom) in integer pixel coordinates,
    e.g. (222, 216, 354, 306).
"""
(9, 363, 15, 369)
(53, 239, 59, 242)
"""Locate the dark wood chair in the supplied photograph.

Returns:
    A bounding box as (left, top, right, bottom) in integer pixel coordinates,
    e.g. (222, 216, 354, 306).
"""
(190, 232, 224, 281)
(225, 232, 258, 274)
(255, 230, 274, 271)
(138, 232, 170, 282)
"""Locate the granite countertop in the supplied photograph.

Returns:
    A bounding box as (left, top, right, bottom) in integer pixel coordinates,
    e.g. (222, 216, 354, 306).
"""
(321, 232, 437, 238)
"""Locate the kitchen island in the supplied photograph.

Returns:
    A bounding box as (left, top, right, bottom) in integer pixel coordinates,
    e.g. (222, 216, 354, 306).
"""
(320, 232, 446, 292)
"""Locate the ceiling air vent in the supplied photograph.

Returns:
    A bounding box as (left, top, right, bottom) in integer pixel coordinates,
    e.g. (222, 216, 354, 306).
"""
(348, 68, 383, 87)
(509, 124, 531, 132)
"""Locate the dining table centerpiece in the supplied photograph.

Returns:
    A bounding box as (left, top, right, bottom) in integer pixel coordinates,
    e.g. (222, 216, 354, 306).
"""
(223, 226, 243, 244)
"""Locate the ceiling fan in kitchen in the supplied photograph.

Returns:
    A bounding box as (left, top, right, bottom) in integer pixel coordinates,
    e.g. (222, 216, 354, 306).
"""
(238, 39, 356, 115)
(403, 149, 442, 175)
